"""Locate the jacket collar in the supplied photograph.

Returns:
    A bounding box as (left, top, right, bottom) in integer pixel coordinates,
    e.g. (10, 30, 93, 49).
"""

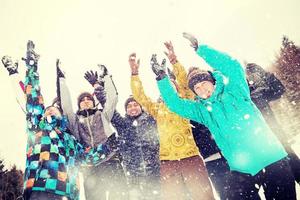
(77, 107, 98, 117)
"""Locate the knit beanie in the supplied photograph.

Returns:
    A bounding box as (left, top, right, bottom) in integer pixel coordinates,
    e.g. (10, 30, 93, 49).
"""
(77, 92, 95, 109)
(187, 67, 215, 92)
(124, 96, 141, 111)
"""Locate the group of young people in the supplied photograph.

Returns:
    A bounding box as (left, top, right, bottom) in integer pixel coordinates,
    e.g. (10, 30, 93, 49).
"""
(1, 33, 299, 200)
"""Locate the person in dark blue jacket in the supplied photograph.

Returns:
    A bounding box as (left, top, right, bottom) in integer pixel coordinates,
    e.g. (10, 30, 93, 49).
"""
(110, 96, 160, 200)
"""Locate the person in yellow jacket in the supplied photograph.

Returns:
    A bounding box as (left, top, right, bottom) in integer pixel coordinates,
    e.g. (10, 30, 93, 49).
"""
(129, 53, 214, 200)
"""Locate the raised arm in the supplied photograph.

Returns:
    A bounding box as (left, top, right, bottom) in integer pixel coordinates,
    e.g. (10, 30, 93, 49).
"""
(164, 41, 195, 99)
(150, 54, 204, 123)
(102, 70, 118, 121)
(183, 33, 247, 88)
(84, 66, 118, 121)
(1, 56, 26, 113)
(129, 53, 159, 118)
(157, 76, 204, 123)
(23, 40, 45, 131)
(56, 59, 77, 135)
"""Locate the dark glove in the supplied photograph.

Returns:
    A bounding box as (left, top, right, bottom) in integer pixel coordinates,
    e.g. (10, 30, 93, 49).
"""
(56, 59, 65, 78)
(94, 85, 106, 106)
(183, 32, 199, 51)
(84, 70, 99, 86)
(1, 56, 18, 75)
(22, 40, 39, 67)
(106, 133, 119, 152)
(167, 68, 176, 80)
(150, 54, 167, 80)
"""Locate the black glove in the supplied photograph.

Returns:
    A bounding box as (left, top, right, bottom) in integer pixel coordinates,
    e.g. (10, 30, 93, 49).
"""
(106, 133, 119, 152)
(22, 40, 39, 67)
(94, 85, 106, 106)
(84, 70, 99, 86)
(150, 54, 167, 80)
(56, 59, 65, 78)
(1, 56, 18, 75)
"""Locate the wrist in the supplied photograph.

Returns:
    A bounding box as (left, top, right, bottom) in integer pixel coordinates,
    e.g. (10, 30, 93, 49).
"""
(131, 71, 139, 76)
(156, 71, 167, 81)
(170, 59, 178, 65)
(8, 69, 18, 76)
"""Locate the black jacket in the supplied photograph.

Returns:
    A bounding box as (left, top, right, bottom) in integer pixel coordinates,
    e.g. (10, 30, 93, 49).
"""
(111, 110, 160, 184)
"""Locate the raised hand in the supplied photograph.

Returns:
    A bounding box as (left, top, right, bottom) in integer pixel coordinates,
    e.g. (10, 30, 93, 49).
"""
(84, 70, 99, 86)
(183, 32, 198, 51)
(164, 41, 177, 64)
(1, 56, 18, 75)
(150, 54, 166, 80)
(22, 40, 40, 67)
(128, 53, 140, 75)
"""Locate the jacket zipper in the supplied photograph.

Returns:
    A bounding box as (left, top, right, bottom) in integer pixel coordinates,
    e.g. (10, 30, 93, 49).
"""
(85, 110, 95, 148)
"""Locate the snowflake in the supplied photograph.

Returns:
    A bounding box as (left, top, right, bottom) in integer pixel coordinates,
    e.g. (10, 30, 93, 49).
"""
(206, 105, 212, 112)
(244, 114, 250, 120)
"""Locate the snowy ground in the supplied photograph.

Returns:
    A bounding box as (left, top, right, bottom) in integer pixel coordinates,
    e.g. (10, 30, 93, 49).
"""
(79, 134, 300, 200)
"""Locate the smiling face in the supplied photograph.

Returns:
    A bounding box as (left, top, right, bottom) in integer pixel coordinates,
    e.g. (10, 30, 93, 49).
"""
(79, 96, 94, 110)
(126, 101, 142, 117)
(193, 81, 215, 99)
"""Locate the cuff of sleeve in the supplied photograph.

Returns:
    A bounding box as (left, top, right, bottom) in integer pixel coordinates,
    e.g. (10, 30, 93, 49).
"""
(156, 72, 167, 81)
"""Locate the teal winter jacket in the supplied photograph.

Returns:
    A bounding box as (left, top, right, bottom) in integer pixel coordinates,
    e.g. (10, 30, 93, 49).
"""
(157, 45, 287, 175)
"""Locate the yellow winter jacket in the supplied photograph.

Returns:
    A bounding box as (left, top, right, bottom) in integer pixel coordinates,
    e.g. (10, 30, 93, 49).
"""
(131, 74, 199, 161)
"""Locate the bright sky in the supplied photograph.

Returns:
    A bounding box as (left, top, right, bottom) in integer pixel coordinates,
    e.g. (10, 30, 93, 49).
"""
(0, 0, 300, 170)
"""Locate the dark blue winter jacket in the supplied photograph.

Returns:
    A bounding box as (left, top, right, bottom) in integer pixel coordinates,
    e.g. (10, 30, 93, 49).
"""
(111, 111, 160, 185)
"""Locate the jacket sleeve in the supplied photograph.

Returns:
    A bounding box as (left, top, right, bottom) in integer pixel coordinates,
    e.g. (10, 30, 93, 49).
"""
(24, 64, 45, 131)
(196, 45, 247, 88)
(264, 73, 285, 102)
(59, 77, 77, 135)
(101, 75, 118, 122)
(111, 110, 127, 130)
(9, 73, 26, 114)
(172, 62, 195, 99)
(131, 75, 159, 118)
(157, 76, 204, 124)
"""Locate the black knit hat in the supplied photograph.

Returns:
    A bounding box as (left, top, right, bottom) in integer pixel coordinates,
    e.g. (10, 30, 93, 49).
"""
(124, 96, 141, 111)
(187, 67, 215, 92)
(77, 92, 95, 109)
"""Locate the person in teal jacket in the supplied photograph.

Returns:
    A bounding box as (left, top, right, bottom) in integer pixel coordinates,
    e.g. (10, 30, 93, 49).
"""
(152, 33, 296, 200)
